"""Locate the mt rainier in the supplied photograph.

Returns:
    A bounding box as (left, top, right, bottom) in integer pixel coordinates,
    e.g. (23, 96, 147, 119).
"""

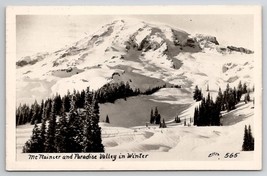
(16, 19, 254, 105)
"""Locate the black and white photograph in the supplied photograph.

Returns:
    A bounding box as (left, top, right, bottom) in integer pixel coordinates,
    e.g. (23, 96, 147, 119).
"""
(6, 6, 262, 170)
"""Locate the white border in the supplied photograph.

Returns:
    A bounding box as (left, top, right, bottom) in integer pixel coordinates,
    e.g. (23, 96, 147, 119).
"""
(6, 5, 262, 171)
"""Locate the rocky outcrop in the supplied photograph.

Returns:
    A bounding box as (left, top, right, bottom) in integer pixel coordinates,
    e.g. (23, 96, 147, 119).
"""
(16, 53, 48, 67)
(227, 46, 254, 54)
(194, 34, 219, 45)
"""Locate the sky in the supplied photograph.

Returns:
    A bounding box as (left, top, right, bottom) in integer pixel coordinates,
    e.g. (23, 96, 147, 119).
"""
(16, 15, 254, 59)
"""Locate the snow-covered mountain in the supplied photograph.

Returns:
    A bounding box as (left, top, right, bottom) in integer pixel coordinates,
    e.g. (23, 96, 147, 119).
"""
(16, 19, 254, 105)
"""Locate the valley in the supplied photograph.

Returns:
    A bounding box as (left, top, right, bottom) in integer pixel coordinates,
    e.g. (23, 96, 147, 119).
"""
(15, 18, 255, 158)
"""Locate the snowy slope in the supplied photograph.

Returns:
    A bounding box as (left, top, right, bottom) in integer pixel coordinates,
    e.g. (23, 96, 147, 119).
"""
(16, 100, 254, 160)
(101, 100, 254, 158)
(16, 19, 254, 105)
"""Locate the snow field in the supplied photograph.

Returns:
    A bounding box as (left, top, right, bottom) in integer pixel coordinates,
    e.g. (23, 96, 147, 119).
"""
(16, 100, 254, 160)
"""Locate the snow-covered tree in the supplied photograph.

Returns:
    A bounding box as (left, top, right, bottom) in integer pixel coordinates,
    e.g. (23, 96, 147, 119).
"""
(90, 98, 104, 152)
(83, 88, 104, 152)
(56, 110, 69, 153)
(23, 121, 43, 153)
(67, 93, 83, 152)
(193, 85, 203, 101)
(45, 98, 57, 152)
(62, 90, 71, 113)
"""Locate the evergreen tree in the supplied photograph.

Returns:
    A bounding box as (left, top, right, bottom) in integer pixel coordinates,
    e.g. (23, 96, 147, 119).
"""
(194, 94, 221, 126)
(75, 91, 81, 108)
(242, 125, 249, 151)
(80, 89, 86, 108)
(54, 94, 62, 115)
(193, 85, 199, 100)
(150, 109, 154, 124)
(154, 107, 159, 119)
(16, 104, 21, 126)
(243, 83, 248, 94)
(39, 107, 47, 152)
(154, 107, 161, 124)
(28, 107, 33, 123)
(105, 115, 110, 123)
(82, 87, 94, 152)
(75, 90, 86, 108)
(206, 84, 209, 91)
(125, 81, 133, 97)
(233, 87, 237, 104)
(178, 116, 181, 123)
(90, 98, 104, 152)
(244, 91, 251, 104)
(56, 108, 69, 153)
(67, 93, 83, 152)
(155, 110, 161, 125)
(38, 100, 44, 123)
(247, 125, 254, 151)
(237, 81, 243, 102)
(30, 100, 40, 125)
(193, 85, 203, 101)
(242, 125, 254, 151)
(213, 99, 222, 126)
(17, 104, 23, 125)
(83, 88, 104, 152)
(62, 90, 71, 113)
(216, 87, 224, 110)
(206, 93, 213, 125)
(200, 90, 204, 100)
(23, 121, 43, 153)
(44, 98, 52, 120)
(45, 98, 57, 153)
(134, 88, 141, 95)
(227, 89, 236, 111)
(175, 115, 181, 123)
(161, 119, 167, 128)
(193, 107, 198, 125)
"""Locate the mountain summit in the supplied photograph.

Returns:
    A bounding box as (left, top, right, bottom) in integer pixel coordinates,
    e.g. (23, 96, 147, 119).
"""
(16, 19, 254, 104)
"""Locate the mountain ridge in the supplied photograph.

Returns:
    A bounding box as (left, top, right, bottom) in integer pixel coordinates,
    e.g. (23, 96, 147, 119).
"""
(16, 19, 254, 105)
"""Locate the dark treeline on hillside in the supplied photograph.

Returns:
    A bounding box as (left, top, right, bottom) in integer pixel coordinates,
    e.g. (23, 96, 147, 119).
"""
(95, 81, 167, 103)
(23, 87, 104, 153)
(194, 81, 252, 126)
(16, 93, 69, 126)
(193, 93, 221, 126)
(95, 81, 140, 103)
(16, 81, 168, 125)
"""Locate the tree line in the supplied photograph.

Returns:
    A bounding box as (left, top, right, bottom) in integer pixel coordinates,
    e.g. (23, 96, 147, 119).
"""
(193, 93, 221, 126)
(23, 87, 104, 153)
(16, 81, 168, 126)
(95, 81, 140, 103)
(95, 81, 167, 103)
(193, 81, 252, 126)
(19, 80, 172, 152)
(16, 93, 71, 126)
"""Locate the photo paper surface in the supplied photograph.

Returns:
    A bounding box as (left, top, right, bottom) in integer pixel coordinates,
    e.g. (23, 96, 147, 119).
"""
(6, 6, 262, 170)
